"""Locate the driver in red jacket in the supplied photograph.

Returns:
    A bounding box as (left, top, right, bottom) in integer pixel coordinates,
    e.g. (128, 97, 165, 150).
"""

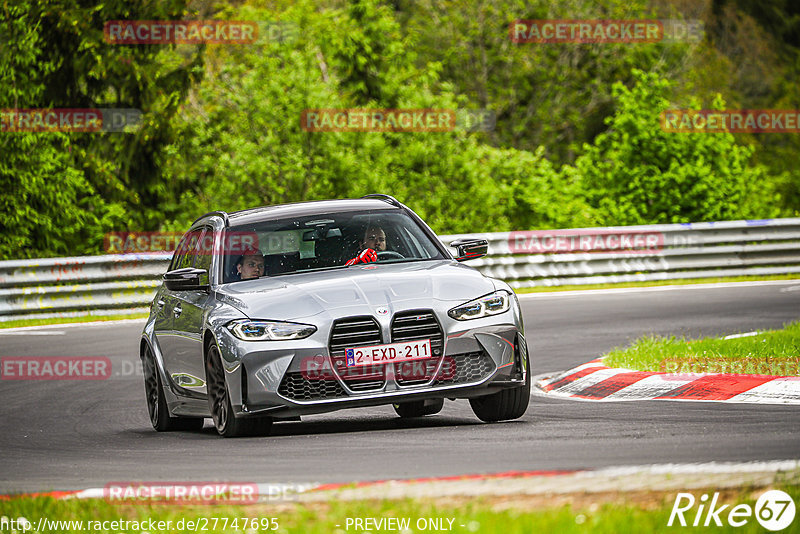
(346, 225, 386, 265)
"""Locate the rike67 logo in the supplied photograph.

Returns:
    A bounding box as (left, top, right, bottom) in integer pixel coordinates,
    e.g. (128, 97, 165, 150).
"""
(669, 490, 796, 531)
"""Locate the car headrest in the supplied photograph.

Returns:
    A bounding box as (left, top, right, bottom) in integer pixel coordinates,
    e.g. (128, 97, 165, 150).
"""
(264, 251, 300, 276)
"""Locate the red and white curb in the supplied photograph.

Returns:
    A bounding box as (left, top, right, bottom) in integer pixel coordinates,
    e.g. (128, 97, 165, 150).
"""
(536, 359, 800, 404)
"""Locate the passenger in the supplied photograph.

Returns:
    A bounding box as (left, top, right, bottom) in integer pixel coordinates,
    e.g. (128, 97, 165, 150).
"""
(345, 225, 386, 265)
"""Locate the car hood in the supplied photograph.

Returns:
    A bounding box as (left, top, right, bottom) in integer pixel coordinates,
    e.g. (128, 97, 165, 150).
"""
(213, 260, 496, 321)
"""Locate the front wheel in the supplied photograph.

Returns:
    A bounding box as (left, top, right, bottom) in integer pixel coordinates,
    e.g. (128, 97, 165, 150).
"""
(393, 398, 444, 418)
(206, 342, 272, 437)
(469, 352, 530, 423)
(142, 344, 204, 432)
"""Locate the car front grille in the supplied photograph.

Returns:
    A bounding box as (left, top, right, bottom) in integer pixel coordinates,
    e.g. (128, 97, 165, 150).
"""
(278, 371, 347, 401)
(433, 351, 495, 385)
(278, 313, 497, 402)
(329, 316, 385, 392)
(391, 310, 444, 385)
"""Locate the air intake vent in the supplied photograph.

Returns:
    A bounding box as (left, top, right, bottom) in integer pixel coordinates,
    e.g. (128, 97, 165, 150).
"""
(433, 351, 495, 385)
(329, 316, 385, 392)
(278, 372, 347, 401)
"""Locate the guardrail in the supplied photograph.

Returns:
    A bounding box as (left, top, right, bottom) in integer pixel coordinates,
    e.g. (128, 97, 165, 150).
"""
(0, 254, 170, 321)
(1, 218, 799, 321)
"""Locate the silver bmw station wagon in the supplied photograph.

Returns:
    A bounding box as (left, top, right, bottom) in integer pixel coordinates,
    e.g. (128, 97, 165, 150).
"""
(140, 195, 530, 437)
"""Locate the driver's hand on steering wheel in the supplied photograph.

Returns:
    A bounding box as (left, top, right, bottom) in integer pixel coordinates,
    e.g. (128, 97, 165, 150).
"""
(345, 248, 378, 266)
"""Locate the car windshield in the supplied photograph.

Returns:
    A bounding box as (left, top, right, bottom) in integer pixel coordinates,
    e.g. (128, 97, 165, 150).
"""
(221, 209, 446, 283)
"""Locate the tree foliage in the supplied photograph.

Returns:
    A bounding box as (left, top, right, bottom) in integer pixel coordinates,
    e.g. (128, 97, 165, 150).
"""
(1, 0, 203, 258)
(0, 0, 797, 259)
(0, 0, 95, 258)
(572, 70, 777, 225)
(162, 0, 591, 234)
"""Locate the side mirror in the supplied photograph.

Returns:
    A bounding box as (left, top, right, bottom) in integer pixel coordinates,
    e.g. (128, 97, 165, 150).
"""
(164, 268, 208, 291)
(449, 238, 489, 262)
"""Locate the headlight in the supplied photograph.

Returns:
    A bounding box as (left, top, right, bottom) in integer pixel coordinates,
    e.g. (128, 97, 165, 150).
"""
(448, 290, 511, 321)
(227, 319, 317, 341)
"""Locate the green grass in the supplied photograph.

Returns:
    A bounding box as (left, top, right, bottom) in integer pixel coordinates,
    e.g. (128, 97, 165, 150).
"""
(0, 312, 148, 329)
(603, 321, 800, 375)
(513, 274, 800, 293)
(2, 485, 799, 533)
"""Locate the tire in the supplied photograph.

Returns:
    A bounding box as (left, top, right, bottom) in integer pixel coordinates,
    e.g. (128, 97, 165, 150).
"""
(142, 344, 204, 432)
(206, 342, 272, 438)
(469, 349, 530, 423)
(393, 398, 444, 418)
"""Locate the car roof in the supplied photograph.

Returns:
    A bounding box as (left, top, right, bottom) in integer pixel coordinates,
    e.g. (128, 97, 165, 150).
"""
(194, 198, 402, 227)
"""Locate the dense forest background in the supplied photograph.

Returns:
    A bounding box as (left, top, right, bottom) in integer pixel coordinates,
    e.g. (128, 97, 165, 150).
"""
(1, 0, 799, 259)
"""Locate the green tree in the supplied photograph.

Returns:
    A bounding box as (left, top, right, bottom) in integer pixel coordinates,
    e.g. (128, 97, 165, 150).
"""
(0, 0, 98, 259)
(1, 0, 206, 258)
(161, 0, 592, 234)
(572, 69, 778, 225)
(395, 0, 703, 163)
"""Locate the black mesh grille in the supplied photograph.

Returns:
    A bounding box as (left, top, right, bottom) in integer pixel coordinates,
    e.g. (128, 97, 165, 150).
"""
(433, 352, 495, 385)
(391, 310, 444, 385)
(278, 371, 347, 401)
(329, 316, 385, 391)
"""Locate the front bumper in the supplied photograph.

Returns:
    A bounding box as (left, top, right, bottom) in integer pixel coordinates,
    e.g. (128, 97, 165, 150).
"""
(226, 320, 527, 418)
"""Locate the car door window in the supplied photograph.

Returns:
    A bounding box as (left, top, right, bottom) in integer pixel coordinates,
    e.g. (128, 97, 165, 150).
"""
(167, 235, 187, 271)
(169, 235, 189, 271)
(170, 229, 202, 271)
(194, 227, 214, 285)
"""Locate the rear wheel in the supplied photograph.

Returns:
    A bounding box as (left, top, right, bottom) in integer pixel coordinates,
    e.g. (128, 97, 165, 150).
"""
(393, 398, 444, 418)
(206, 342, 272, 437)
(469, 350, 530, 423)
(142, 344, 204, 431)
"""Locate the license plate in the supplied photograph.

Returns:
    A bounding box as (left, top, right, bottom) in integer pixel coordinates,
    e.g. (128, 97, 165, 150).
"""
(345, 339, 432, 368)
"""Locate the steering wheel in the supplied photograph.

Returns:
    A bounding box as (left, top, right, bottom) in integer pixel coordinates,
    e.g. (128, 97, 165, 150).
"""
(376, 250, 404, 261)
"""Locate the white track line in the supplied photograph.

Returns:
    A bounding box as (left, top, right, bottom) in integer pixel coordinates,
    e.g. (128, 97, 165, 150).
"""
(591, 460, 800, 477)
(0, 318, 146, 333)
(518, 279, 800, 299)
(0, 331, 66, 336)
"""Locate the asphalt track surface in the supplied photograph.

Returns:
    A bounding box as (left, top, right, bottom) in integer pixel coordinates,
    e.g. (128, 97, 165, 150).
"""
(1, 281, 799, 492)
